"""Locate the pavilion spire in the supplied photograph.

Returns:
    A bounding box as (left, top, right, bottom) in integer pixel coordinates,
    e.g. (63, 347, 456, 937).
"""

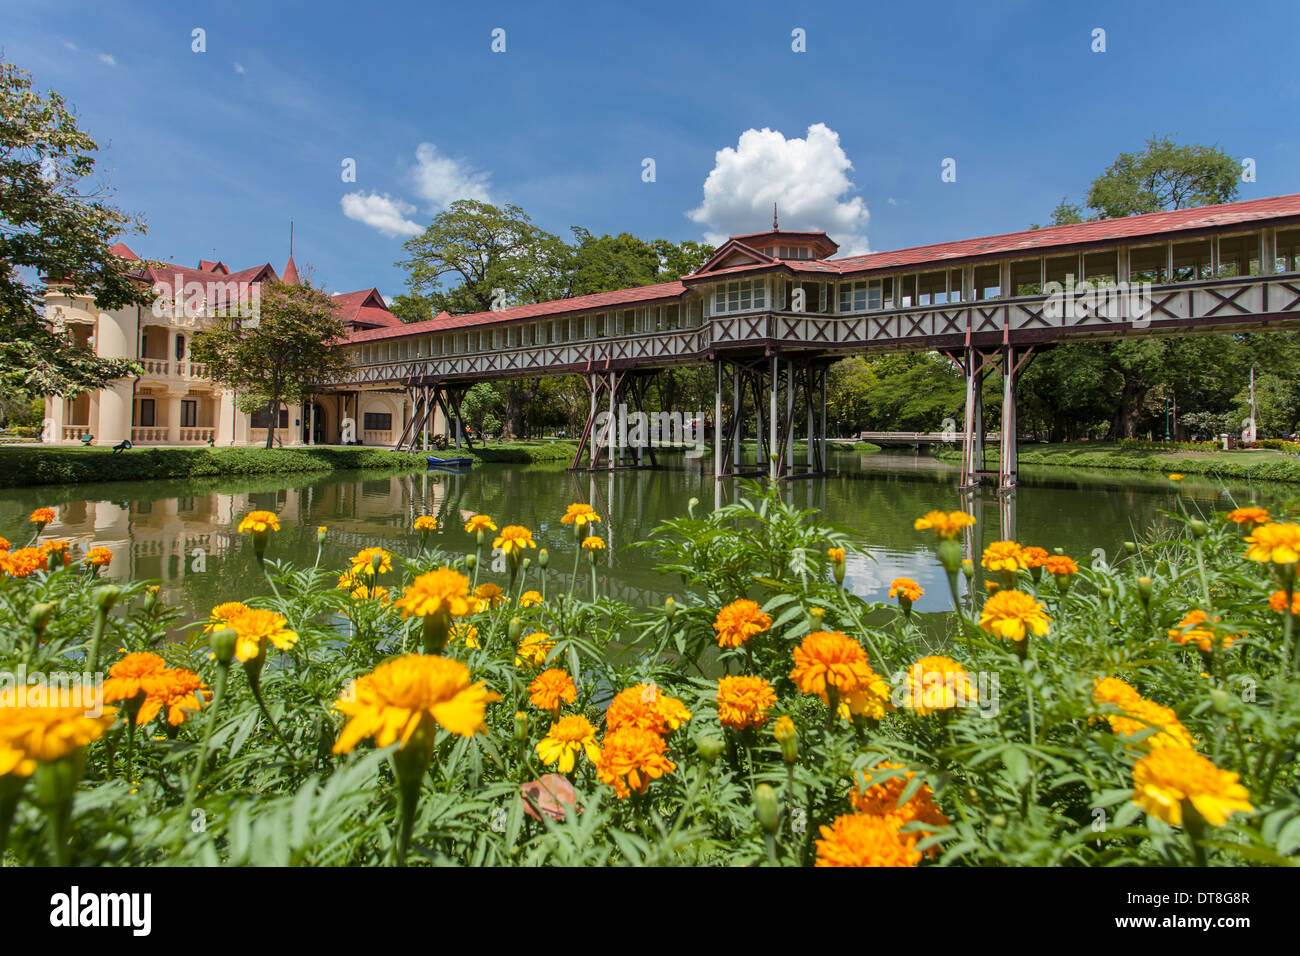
(773, 202, 779, 231)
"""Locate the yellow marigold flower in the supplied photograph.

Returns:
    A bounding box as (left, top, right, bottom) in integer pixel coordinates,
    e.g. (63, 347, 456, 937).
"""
(979, 589, 1051, 642)
(712, 598, 772, 648)
(1108, 697, 1196, 750)
(1168, 473, 1184, 482)
(349, 547, 392, 578)
(0, 547, 49, 577)
(789, 630, 876, 703)
(83, 546, 113, 567)
(1227, 506, 1269, 526)
(41, 539, 70, 559)
(814, 812, 921, 867)
(237, 510, 280, 534)
(226, 608, 298, 662)
(204, 601, 249, 633)
(605, 683, 691, 735)
(1132, 748, 1252, 827)
(838, 670, 894, 722)
(901, 656, 976, 715)
(448, 621, 479, 648)
(581, 535, 604, 551)
(351, 584, 391, 603)
(536, 714, 599, 773)
(464, 514, 497, 534)
(1043, 554, 1079, 576)
(913, 510, 975, 540)
(595, 725, 675, 798)
(516, 631, 557, 667)
(715, 675, 777, 731)
(888, 577, 923, 602)
(0, 683, 116, 777)
(473, 582, 506, 609)
(1167, 609, 1236, 653)
(336, 570, 358, 590)
(827, 547, 846, 563)
(1019, 546, 1049, 569)
(1268, 590, 1300, 615)
(1092, 676, 1142, 709)
(528, 669, 578, 711)
(561, 503, 601, 528)
(0, 536, 9, 551)
(333, 654, 498, 751)
(848, 762, 950, 851)
(393, 567, 473, 620)
(1245, 522, 1300, 565)
(494, 525, 536, 557)
(519, 589, 543, 608)
(317, 526, 327, 534)
(981, 540, 1023, 573)
(29, 507, 55, 526)
(414, 515, 438, 531)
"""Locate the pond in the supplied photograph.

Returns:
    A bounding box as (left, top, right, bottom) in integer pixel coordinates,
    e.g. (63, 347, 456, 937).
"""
(0, 451, 1279, 624)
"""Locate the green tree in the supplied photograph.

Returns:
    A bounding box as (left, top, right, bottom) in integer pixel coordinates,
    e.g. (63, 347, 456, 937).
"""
(651, 239, 714, 280)
(1086, 135, 1239, 219)
(190, 280, 351, 448)
(0, 60, 150, 401)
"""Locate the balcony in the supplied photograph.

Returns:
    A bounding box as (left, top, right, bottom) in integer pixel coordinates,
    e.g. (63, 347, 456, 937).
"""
(138, 359, 211, 380)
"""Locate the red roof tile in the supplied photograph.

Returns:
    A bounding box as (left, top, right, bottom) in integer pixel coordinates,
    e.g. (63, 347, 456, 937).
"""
(108, 242, 140, 261)
(282, 256, 300, 285)
(333, 288, 401, 329)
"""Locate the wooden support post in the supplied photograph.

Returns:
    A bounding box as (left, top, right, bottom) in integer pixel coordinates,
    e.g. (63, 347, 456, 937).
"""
(768, 355, 778, 480)
(999, 345, 1016, 492)
(713, 360, 723, 479)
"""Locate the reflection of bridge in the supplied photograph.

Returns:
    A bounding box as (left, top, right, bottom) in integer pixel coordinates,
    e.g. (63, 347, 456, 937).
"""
(859, 431, 1000, 446)
(329, 195, 1300, 490)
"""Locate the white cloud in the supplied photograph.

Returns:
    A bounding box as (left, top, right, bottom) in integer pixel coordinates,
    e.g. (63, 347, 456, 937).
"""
(97, 53, 117, 67)
(63, 41, 78, 51)
(687, 123, 870, 254)
(233, 62, 246, 74)
(410, 142, 491, 209)
(340, 192, 422, 238)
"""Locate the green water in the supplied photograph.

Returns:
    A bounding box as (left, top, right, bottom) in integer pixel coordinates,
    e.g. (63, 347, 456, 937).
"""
(0, 452, 1281, 623)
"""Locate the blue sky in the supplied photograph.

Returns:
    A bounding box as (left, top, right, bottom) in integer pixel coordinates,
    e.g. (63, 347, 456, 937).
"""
(5, 0, 1299, 300)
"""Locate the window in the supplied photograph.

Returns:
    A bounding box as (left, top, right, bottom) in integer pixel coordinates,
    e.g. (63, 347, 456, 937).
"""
(1045, 254, 1077, 289)
(1010, 259, 1042, 296)
(974, 264, 1001, 300)
(1217, 233, 1260, 278)
(897, 275, 914, 308)
(878, 276, 893, 309)
(712, 279, 768, 314)
(1172, 239, 1212, 282)
(916, 270, 948, 306)
(137, 399, 155, 428)
(363, 412, 393, 431)
(1275, 229, 1300, 273)
(1129, 245, 1168, 285)
(181, 400, 197, 428)
(174, 334, 185, 361)
(250, 406, 289, 429)
(1082, 250, 1118, 287)
(839, 281, 868, 313)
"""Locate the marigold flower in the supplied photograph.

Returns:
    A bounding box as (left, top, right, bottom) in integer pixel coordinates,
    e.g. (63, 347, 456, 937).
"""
(40, 539, 70, 560)
(581, 535, 605, 551)
(913, 510, 975, 540)
(1132, 748, 1252, 827)
(414, 515, 438, 531)
(29, 507, 55, 526)
(848, 762, 950, 851)
(605, 683, 691, 735)
(901, 656, 976, 715)
(981, 540, 1023, 573)
(0, 683, 116, 777)
(516, 631, 557, 667)
(1227, 506, 1269, 526)
(1043, 554, 1079, 576)
(464, 514, 497, 535)
(715, 675, 777, 731)
(333, 654, 498, 751)
(1268, 590, 1300, 615)
(1168, 473, 1184, 482)
(204, 601, 250, 632)
(838, 671, 894, 722)
(560, 503, 601, 528)
(536, 714, 600, 773)
(351, 584, 391, 603)
(827, 547, 846, 563)
(0, 536, 9, 551)
(448, 621, 479, 648)
(349, 547, 392, 578)
(1245, 522, 1300, 565)
(595, 725, 675, 798)
(814, 812, 921, 867)
(473, 582, 506, 610)
(237, 510, 279, 534)
(519, 590, 543, 608)
(0, 547, 48, 577)
(528, 669, 577, 712)
(393, 568, 473, 620)
(138, 668, 210, 726)
(101, 652, 169, 706)
(1167, 609, 1236, 653)
(979, 589, 1051, 642)
(83, 546, 113, 567)
(888, 577, 923, 602)
(226, 607, 298, 662)
(1092, 676, 1142, 709)
(789, 630, 876, 703)
(1093, 679, 1194, 750)
(1019, 546, 1050, 569)
(493, 525, 536, 558)
(712, 598, 772, 648)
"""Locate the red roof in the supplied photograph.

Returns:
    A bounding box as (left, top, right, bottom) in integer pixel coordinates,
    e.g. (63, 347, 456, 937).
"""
(108, 242, 140, 261)
(333, 288, 401, 329)
(282, 256, 300, 285)
(198, 260, 230, 275)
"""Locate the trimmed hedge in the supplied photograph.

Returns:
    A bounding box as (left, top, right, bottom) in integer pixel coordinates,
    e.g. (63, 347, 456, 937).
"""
(935, 443, 1300, 483)
(0, 446, 427, 488)
(460, 440, 579, 464)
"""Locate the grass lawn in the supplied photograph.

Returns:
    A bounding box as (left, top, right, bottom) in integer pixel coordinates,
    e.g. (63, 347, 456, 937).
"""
(937, 441, 1300, 482)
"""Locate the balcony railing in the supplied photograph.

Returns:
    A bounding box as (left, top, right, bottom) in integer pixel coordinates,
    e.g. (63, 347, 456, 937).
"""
(138, 359, 211, 379)
(62, 425, 91, 441)
(179, 427, 215, 443)
(131, 427, 168, 443)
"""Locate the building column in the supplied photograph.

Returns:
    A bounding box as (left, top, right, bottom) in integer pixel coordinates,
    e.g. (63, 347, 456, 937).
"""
(44, 396, 65, 444)
(166, 392, 182, 445)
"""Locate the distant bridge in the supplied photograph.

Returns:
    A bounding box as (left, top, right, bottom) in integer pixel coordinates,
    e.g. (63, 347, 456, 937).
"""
(859, 431, 1000, 446)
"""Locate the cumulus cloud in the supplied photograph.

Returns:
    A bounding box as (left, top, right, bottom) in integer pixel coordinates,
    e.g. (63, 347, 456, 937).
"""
(97, 53, 117, 67)
(410, 142, 491, 209)
(687, 123, 870, 254)
(340, 192, 422, 238)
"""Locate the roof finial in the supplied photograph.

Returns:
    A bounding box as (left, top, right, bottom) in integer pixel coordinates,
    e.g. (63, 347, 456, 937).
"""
(773, 202, 779, 231)
(289, 220, 294, 258)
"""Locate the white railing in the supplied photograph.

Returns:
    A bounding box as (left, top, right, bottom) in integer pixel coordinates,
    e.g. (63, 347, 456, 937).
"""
(186, 362, 209, 378)
(362, 430, 393, 445)
(179, 427, 215, 443)
(62, 425, 91, 441)
(140, 358, 170, 376)
(131, 427, 168, 443)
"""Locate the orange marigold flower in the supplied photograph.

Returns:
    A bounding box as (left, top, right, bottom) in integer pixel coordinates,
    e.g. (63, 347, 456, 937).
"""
(1019, 546, 1050, 568)
(536, 714, 600, 773)
(101, 652, 169, 706)
(848, 762, 950, 851)
(712, 598, 771, 648)
(139, 668, 210, 726)
(414, 515, 438, 532)
(901, 656, 976, 715)
(40, 539, 70, 558)
(493, 525, 536, 557)
(237, 510, 279, 534)
(814, 812, 921, 867)
(1132, 748, 1252, 827)
(981, 540, 1023, 573)
(888, 577, 923, 602)
(473, 582, 506, 610)
(1168, 473, 1184, 482)
(516, 631, 557, 667)
(1092, 676, 1143, 709)
(527, 669, 577, 712)
(715, 675, 777, 731)
(979, 589, 1052, 642)
(1245, 522, 1300, 565)
(83, 546, 113, 567)
(464, 514, 497, 535)
(1093, 678, 1195, 750)
(448, 621, 480, 648)
(1167, 609, 1236, 653)
(1, 547, 49, 577)
(1227, 506, 1269, 526)
(581, 535, 605, 551)
(1043, 554, 1079, 576)
(350, 584, 390, 603)
(913, 510, 975, 540)
(605, 683, 691, 735)
(827, 547, 846, 564)
(595, 725, 675, 799)
(29, 507, 55, 526)
(0, 536, 9, 551)
(560, 503, 601, 528)
(789, 630, 876, 703)
(393, 568, 473, 620)
(0, 683, 116, 776)
(204, 601, 249, 632)
(225, 607, 298, 662)
(1268, 590, 1300, 615)
(519, 589, 543, 608)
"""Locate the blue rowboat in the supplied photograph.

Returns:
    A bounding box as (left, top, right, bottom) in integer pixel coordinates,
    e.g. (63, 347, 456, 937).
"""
(427, 456, 474, 468)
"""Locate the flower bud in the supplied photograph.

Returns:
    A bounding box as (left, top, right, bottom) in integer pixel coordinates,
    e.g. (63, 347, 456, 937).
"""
(209, 627, 238, 665)
(1210, 689, 1231, 715)
(1099, 587, 1113, 600)
(537, 548, 549, 569)
(1137, 576, 1153, 608)
(93, 585, 122, 612)
(773, 715, 798, 764)
(696, 735, 724, 765)
(370, 551, 385, 573)
(754, 784, 780, 834)
(807, 607, 825, 630)
(27, 602, 56, 636)
(513, 711, 530, 743)
(464, 553, 478, 571)
(317, 526, 327, 546)
(508, 617, 523, 643)
(521, 557, 532, 572)
(1123, 541, 1137, 554)
(936, 538, 962, 574)
(664, 597, 676, 620)
(1189, 519, 1208, 539)
(961, 558, 974, 580)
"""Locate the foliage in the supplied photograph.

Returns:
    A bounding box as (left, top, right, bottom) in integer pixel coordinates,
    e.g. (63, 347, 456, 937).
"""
(1086, 135, 1240, 220)
(940, 443, 1300, 483)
